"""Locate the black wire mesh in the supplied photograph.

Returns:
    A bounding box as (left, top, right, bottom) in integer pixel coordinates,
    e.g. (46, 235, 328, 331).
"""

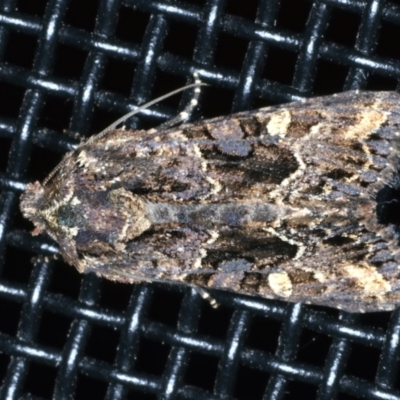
(1, 0, 400, 399)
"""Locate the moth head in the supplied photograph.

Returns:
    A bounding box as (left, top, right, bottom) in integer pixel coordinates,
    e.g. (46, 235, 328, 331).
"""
(20, 180, 78, 239)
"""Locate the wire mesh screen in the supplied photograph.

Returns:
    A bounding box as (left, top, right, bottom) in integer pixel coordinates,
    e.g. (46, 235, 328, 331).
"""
(1, 0, 400, 398)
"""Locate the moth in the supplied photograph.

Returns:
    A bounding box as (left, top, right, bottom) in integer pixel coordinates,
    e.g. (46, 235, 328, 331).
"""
(20, 81, 400, 313)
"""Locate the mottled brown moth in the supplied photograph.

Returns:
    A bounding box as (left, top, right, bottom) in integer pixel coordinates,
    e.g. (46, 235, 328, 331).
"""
(20, 78, 400, 313)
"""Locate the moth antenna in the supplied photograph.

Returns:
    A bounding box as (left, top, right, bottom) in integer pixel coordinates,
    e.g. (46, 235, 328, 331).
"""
(85, 72, 205, 147)
(43, 73, 206, 186)
(157, 72, 202, 130)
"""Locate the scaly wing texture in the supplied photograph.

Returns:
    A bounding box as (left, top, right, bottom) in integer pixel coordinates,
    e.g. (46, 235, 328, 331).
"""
(20, 91, 400, 312)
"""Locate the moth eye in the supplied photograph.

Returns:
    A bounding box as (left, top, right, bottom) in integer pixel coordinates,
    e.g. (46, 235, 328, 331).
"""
(56, 204, 84, 228)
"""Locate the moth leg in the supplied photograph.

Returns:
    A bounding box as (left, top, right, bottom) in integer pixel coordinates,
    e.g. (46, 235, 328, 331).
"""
(31, 253, 60, 265)
(158, 72, 202, 130)
(192, 286, 219, 308)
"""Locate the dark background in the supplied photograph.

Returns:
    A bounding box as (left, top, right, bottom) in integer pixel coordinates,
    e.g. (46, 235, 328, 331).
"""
(1, 0, 400, 399)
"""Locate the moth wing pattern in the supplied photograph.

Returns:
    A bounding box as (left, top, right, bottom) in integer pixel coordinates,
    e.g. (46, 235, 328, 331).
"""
(20, 91, 400, 312)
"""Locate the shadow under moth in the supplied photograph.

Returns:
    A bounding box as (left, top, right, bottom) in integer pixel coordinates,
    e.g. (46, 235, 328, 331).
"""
(20, 84, 400, 313)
